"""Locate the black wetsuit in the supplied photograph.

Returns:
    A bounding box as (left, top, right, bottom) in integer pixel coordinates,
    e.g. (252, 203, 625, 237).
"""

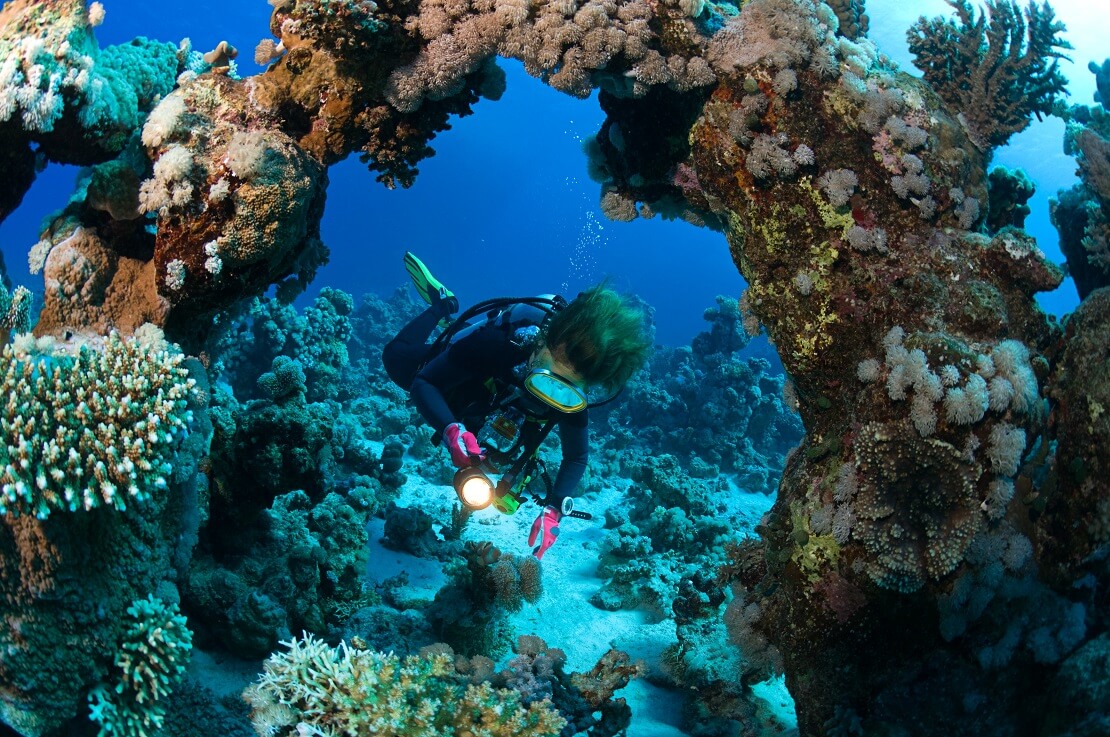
(383, 304, 588, 510)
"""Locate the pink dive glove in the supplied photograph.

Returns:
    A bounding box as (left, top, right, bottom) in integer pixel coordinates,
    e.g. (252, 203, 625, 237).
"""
(443, 422, 484, 468)
(528, 506, 561, 560)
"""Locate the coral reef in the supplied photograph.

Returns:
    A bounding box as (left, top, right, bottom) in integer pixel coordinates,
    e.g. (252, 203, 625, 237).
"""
(185, 485, 379, 659)
(0, 0, 1105, 735)
(427, 540, 544, 656)
(1, 329, 195, 518)
(581, 0, 1098, 732)
(595, 295, 802, 494)
(441, 634, 645, 737)
(0, 0, 181, 161)
(1040, 288, 1110, 571)
(1053, 61, 1110, 299)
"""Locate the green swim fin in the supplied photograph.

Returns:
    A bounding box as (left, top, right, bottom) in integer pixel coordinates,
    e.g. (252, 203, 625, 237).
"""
(404, 251, 458, 315)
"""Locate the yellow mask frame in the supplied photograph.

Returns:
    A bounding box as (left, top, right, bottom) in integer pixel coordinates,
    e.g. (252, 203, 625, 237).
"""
(523, 368, 588, 413)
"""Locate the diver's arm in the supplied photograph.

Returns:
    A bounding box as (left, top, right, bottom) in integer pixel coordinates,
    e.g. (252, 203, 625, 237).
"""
(410, 327, 503, 434)
(547, 411, 589, 510)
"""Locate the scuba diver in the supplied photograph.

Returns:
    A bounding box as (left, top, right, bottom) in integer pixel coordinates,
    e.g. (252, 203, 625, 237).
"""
(383, 252, 652, 560)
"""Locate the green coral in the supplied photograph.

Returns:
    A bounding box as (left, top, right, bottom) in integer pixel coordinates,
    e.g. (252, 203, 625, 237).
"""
(0, 282, 33, 335)
(907, 0, 1072, 149)
(789, 504, 840, 582)
(0, 331, 195, 519)
(243, 633, 567, 737)
(88, 596, 193, 737)
(81, 37, 181, 148)
(0, 1, 179, 148)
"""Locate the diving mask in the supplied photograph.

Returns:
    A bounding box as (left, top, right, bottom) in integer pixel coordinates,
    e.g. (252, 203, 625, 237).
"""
(523, 368, 588, 413)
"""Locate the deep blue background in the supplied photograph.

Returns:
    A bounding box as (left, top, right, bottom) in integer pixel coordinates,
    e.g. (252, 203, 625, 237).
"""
(1, 0, 1103, 346)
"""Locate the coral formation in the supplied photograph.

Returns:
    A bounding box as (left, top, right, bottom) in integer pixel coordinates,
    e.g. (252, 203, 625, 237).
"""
(242, 633, 567, 737)
(0, 0, 180, 156)
(569, 0, 1100, 731)
(1, 329, 195, 518)
(907, 0, 1071, 150)
(596, 295, 802, 494)
(428, 540, 544, 656)
(186, 485, 378, 658)
(0, 341, 209, 735)
(88, 595, 193, 737)
(987, 165, 1036, 232)
(1053, 61, 1110, 298)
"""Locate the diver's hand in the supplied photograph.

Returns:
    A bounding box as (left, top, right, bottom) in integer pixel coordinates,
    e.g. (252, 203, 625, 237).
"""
(529, 506, 561, 560)
(443, 422, 485, 468)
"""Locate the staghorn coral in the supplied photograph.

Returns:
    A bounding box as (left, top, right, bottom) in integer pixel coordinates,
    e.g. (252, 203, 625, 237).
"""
(88, 595, 193, 737)
(242, 633, 566, 737)
(0, 330, 195, 519)
(907, 0, 1071, 150)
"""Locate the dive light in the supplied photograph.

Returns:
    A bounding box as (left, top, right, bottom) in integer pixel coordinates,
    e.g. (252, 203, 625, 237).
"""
(453, 464, 592, 519)
(453, 466, 495, 510)
(453, 464, 526, 513)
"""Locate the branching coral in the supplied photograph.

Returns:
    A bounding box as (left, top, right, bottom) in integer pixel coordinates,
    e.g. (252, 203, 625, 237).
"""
(907, 0, 1071, 149)
(242, 633, 566, 737)
(0, 329, 195, 519)
(88, 595, 193, 737)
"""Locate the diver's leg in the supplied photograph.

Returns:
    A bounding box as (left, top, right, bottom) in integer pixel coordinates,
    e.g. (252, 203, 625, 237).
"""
(383, 306, 446, 389)
(386, 252, 463, 388)
(405, 251, 459, 314)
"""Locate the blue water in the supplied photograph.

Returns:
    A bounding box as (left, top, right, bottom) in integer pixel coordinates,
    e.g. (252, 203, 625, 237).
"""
(0, 0, 1104, 345)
